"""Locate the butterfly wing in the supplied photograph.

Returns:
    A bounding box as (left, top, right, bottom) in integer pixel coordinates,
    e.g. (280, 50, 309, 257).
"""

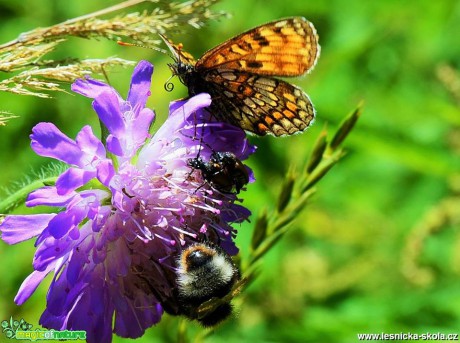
(202, 69, 315, 136)
(195, 17, 320, 77)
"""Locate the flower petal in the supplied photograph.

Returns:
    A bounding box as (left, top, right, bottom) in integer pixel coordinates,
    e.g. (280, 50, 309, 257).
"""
(92, 90, 125, 136)
(56, 168, 97, 195)
(15, 262, 55, 305)
(76, 125, 106, 160)
(113, 296, 162, 338)
(34, 234, 74, 271)
(137, 93, 213, 166)
(129, 107, 154, 148)
(46, 206, 86, 239)
(39, 309, 66, 330)
(30, 123, 83, 165)
(67, 287, 113, 343)
(126, 60, 154, 112)
(170, 93, 212, 122)
(27, 187, 74, 207)
(106, 239, 130, 278)
(0, 214, 55, 244)
(71, 78, 122, 102)
(46, 272, 87, 316)
(222, 204, 251, 223)
(96, 159, 115, 187)
(105, 134, 124, 156)
(66, 228, 93, 285)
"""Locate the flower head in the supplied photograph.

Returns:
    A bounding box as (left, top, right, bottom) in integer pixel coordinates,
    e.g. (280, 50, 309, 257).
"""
(0, 61, 254, 343)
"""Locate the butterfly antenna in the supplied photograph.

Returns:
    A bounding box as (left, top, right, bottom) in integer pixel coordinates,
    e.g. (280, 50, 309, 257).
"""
(158, 34, 178, 59)
(117, 40, 169, 55)
(164, 74, 175, 92)
(118, 39, 178, 91)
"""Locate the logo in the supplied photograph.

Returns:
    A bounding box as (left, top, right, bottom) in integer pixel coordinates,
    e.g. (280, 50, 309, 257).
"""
(1, 317, 86, 341)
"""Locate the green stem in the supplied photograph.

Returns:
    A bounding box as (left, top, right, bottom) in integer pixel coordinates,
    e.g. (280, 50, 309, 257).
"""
(0, 177, 57, 214)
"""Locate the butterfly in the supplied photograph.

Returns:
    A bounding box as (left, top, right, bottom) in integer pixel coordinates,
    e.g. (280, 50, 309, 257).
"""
(161, 17, 320, 137)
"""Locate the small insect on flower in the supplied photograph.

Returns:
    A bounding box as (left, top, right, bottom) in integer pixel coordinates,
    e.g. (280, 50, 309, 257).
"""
(187, 151, 250, 194)
(175, 242, 240, 327)
(161, 17, 320, 136)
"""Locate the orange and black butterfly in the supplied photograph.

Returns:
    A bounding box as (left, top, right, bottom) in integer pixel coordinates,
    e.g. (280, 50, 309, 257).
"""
(161, 17, 320, 137)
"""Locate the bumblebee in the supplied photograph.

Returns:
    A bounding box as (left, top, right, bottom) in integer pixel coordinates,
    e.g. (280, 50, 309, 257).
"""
(175, 242, 240, 327)
(187, 151, 249, 194)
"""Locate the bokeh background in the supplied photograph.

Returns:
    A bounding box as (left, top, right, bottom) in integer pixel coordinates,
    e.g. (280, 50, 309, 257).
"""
(1, 1, 459, 342)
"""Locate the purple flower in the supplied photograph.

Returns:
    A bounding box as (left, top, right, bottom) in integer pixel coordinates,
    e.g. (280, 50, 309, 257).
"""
(0, 61, 254, 343)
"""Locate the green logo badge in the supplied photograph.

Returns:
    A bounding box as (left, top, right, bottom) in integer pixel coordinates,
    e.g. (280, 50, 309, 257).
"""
(1, 317, 86, 341)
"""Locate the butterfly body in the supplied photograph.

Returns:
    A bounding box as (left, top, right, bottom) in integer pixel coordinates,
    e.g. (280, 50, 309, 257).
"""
(162, 17, 320, 136)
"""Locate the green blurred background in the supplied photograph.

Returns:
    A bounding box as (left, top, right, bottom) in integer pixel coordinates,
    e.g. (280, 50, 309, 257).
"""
(1, 0, 460, 342)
